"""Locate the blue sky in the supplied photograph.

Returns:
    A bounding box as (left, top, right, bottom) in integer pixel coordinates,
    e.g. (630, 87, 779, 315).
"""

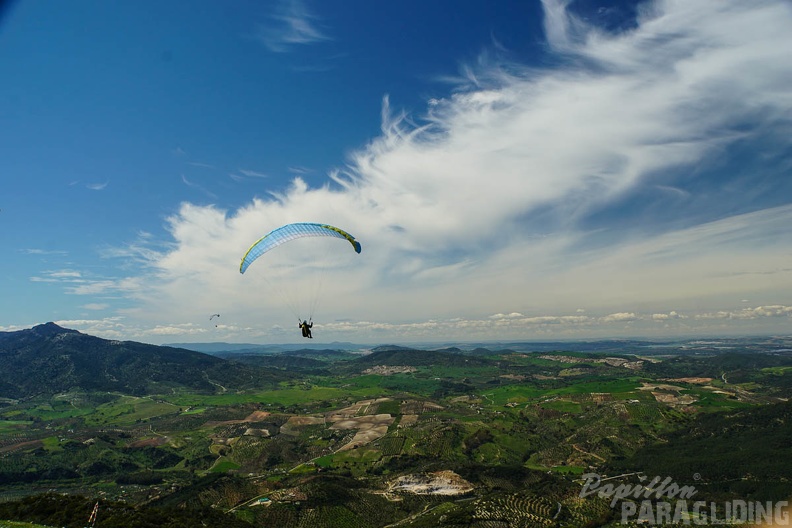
(2, 0, 792, 344)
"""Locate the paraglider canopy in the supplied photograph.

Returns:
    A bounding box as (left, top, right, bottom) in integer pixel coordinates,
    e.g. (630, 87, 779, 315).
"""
(240, 222, 361, 274)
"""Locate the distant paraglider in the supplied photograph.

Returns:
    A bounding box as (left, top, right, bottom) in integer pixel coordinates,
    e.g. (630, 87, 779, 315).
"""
(210, 313, 220, 327)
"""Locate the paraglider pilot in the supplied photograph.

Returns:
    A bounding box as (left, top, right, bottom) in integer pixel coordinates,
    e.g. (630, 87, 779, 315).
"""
(299, 320, 313, 338)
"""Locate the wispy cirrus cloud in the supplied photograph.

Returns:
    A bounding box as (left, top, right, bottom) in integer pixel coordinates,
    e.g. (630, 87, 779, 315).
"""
(66, 277, 143, 296)
(19, 248, 68, 256)
(86, 181, 108, 191)
(288, 166, 313, 176)
(30, 269, 83, 283)
(30, 269, 143, 298)
(64, 180, 108, 191)
(256, 0, 331, 53)
(99, 234, 167, 267)
(230, 168, 269, 183)
(181, 174, 217, 200)
(187, 161, 216, 169)
(238, 169, 268, 178)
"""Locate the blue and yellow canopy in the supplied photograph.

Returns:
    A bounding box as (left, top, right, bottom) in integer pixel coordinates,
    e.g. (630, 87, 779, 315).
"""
(240, 222, 362, 274)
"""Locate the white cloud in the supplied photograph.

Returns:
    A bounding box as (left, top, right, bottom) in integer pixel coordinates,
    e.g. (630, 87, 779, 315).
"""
(754, 305, 792, 317)
(490, 313, 525, 320)
(696, 305, 792, 320)
(85, 0, 792, 342)
(601, 312, 638, 323)
(53, 318, 127, 339)
(652, 311, 684, 321)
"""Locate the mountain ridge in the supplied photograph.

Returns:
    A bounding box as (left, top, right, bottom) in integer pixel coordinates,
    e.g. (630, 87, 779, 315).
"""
(0, 323, 290, 399)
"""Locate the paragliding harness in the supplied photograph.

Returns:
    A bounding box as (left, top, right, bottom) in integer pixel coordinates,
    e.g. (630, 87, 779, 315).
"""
(299, 319, 313, 339)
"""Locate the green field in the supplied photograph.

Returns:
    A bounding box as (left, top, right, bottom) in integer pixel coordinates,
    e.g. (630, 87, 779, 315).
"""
(211, 457, 242, 473)
(0, 421, 33, 434)
(762, 365, 792, 374)
(82, 396, 180, 426)
(161, 385, 386, 407)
